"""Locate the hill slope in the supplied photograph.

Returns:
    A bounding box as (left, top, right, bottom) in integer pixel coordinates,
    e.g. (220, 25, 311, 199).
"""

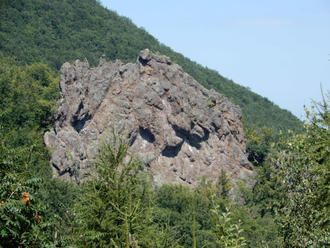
(0, 0, 302, 132)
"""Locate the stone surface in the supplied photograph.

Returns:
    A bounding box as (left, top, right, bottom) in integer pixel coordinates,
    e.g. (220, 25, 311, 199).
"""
(44, 49, 254, 186)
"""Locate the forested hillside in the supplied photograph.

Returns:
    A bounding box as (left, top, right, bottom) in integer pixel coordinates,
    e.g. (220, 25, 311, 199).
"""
(0, 0, 302, 133)
(1, 1, 328, 247)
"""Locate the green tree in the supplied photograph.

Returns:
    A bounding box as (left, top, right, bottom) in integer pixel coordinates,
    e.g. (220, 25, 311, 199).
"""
(275, 92, 330, 247)
(0, 54, 60, 247)
(73, 133, 154, 248)
(245, 125, 275, 166)
(153, 185, 196, 248)
(211, 203, 246, 248)
(0, 139, 54, 247)
(215, 169, 231, 198)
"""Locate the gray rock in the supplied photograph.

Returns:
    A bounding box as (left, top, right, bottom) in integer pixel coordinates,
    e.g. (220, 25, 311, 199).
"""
(44, 49, 254, 186)
(166, 134, 183, 147)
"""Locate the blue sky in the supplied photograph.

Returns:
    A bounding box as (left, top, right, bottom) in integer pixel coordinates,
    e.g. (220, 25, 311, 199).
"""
(100, 0, 330, 119)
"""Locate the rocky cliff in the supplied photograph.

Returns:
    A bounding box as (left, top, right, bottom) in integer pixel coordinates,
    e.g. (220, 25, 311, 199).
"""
(44, 49, 253, 186)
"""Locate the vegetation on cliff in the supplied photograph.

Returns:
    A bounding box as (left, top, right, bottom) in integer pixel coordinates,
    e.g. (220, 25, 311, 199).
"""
(0, 55, 327, 246)
(0, 0, 328, 247)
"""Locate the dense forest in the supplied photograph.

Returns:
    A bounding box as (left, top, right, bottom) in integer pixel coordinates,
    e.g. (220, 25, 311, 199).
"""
(0, 0, 329, 247)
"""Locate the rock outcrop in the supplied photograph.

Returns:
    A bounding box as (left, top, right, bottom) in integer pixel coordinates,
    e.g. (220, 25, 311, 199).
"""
(44, 49, 253, 186)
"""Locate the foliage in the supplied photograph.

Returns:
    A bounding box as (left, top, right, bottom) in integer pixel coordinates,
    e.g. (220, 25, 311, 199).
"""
(153, 173, 282, 248)
(73, 133, 154, 247)
(245, 125, 275, 166)
(0, 53, 58, 179)
(215, 169, 232, 198)
(0, 53, 58, 133)
(0, 53, 80, 247)
(274, 92, 330, 247)
(154, 180, 232, 248)
(0, 1, 327, 247)
(0, 0, 302, 133)
(247, 160, 282, 218)
(0, 138, 53, 247)
(211, 205, 246, 248)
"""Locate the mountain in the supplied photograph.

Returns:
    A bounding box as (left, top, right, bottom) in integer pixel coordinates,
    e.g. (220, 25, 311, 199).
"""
(0, 0, 302, 132)
(44, 49, 254, 185)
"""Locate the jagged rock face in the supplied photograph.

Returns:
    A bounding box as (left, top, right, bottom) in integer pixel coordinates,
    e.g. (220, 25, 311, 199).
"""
(44, 49, 253, 186)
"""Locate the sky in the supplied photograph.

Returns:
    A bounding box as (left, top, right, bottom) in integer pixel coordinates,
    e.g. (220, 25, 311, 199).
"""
(100, 0, 330, 119)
